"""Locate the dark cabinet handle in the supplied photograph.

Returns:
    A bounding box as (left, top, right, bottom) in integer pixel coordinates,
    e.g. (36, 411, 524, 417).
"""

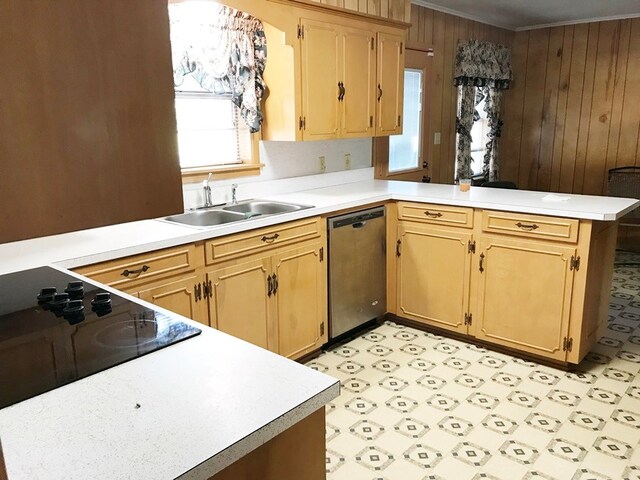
(479, 253, 485, 273)
(121, 265, 150, 277)
(377, 84, 383, 101)
(273, 274, 278, 294)
(267, 275, 273, 297)
(396, 239, 401, 257)
(261, 233, 280, 243)
(424, 211, 443, 218)
(338, 82, 345, 101)
(341, 82, 346, 100)
(194, 283, 202, 302)
(516, 222, 540, 231)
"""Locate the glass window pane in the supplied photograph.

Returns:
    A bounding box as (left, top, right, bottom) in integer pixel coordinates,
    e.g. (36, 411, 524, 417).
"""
(175, 95, 241, 168)
(389, 69, 422, 173)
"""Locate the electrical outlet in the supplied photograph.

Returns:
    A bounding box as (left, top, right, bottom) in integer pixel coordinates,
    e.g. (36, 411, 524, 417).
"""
(319, 156, 326, 173)
(434, 132, 441, 145)
(344, 153, 351, 170)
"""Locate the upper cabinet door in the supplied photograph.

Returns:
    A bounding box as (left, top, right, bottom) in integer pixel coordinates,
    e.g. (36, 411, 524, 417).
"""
(376, 32, 404, 136)
(300, 19, 341, 140)
(341, 28, 376, 138)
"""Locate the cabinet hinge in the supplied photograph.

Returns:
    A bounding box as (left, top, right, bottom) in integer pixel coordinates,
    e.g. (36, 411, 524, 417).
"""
(319, 247, 324, 262)
(299, 116, 306, 130)
(397, 115, 401, 126)
(320, 321, 325, 336)
(370, 37, 374, 50)
(297, 24, 304, 39)
(468, 240, 476, 254)
(203, 281, 209, 298)
(562, 337, 573, 352)
(369, 115, 373, 128)
(194, 283, 201, 302)
(570, 255, 581, 271)
(396, 239, 401, 257)
(464, 313, 473, 326)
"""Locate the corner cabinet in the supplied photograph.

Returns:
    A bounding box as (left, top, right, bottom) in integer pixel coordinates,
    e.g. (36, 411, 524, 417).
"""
(391, 202, 618, 365)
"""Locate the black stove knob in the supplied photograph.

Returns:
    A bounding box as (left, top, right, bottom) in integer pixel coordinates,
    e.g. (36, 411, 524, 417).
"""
(65, 281, 84, 300)
(63, 300, 85, 325)
(37, 287, 57, 308)
(50, 293, 70, 316)
(91, 292, 112, 316)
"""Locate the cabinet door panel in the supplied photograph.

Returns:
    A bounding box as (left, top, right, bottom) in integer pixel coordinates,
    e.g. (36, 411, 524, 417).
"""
(208, 258, 272, 351)
(274, 244, 326, 359)
(397, 224, 471, 334)
(376, 32, 404, 135)
(473, 237, 575, 361)
(301, 19, 340, 140)
(341, 28, 375, 137)
(138, 274, 208, 327)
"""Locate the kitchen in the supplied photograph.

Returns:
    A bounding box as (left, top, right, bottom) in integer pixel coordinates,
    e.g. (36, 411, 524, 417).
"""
(1, 0, 640, 479)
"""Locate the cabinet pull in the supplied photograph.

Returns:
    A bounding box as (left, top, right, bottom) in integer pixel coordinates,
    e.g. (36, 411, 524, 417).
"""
(273, 274, 279, 295)
(515, 222, 539, 231)
(261, 233, 280, 243)
(377, 84, 383, 101)
(479, 253, 485, 273)
(267, 275, 273, 297)
(121, 264, 150, 277)
(194, 283, 201, 302)
(396, 239, 401, 257)
(337, 81, 343, 101)
(424, 211, 443, 218)
(342, 82, 346, 100)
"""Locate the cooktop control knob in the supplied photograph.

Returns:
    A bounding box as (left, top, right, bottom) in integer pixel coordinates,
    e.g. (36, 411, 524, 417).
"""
(91, 292, 112, 316)
(50, 293, 70, 317)
(37, 287, 57, 308)
(63, 300, 85, 324)
(64, 281, 84, 299)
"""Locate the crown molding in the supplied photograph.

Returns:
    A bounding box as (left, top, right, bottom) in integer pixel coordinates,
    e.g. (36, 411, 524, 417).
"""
(411, 0, 640, 32)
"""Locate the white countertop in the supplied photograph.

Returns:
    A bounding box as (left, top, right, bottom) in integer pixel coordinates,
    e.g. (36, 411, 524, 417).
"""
(0, 284, 339, 480)
(0, 180, 637, 276)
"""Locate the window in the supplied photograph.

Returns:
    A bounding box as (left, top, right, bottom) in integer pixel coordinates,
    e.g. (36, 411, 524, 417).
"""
(175, 76, 251, 172)
(469, 93, 489, 177)
(389, 69, 423, 173)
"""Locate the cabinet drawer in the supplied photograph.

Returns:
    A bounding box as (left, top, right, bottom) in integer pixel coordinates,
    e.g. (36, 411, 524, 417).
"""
(397, 202, 473, 228)
(205, 217, 322, 265)
(75, 244, 199, 288)
(481, 210, 579, 243)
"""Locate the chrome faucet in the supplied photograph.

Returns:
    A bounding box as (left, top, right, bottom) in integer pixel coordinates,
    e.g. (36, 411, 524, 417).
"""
(231, 183, 238, 205)
(202, 173, 213, 208)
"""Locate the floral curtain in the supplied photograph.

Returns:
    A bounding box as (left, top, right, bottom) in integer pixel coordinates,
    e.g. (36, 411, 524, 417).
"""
(169, 3, 267, 133)
(454, 40, 511, 182)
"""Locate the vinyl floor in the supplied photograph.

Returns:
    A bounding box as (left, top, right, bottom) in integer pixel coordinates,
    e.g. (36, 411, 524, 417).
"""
(308, 251, 640, 480)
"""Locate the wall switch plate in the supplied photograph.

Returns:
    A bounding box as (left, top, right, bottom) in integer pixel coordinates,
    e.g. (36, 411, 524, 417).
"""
(319, 156, 326, 173)
(434, 132, 441, 145)
(344, 153, 351, 170)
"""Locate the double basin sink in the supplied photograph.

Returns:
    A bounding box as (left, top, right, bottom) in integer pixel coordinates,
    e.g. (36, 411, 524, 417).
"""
(163, 200, 314, 228)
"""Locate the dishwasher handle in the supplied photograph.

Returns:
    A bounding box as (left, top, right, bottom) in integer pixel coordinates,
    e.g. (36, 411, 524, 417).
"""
(352, 221, 367, 229)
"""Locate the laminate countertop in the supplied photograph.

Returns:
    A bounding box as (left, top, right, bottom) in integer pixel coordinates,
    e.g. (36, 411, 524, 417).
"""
(0, 180, 637, 276)
(0, 271, 340, 480)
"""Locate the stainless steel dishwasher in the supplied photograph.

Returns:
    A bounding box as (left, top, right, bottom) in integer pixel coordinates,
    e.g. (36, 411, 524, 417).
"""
(328, 206, 386, 341)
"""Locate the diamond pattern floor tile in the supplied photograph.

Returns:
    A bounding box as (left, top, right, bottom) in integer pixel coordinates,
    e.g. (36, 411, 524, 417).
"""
(315, 252, 640, 479)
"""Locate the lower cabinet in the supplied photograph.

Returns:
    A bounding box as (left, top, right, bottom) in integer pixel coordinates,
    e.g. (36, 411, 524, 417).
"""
(393, 202, 617, 364)
(396, 223, 471, 335)
(137, 274, 209, 328)
(471, 236, 576, 362)
(207, 242, 327, 359)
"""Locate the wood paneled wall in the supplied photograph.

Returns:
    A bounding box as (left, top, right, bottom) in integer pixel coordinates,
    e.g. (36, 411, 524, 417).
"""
(501, 19, 640, 195)
(404, 5, 513, 184)
(0, 1, 184, 244)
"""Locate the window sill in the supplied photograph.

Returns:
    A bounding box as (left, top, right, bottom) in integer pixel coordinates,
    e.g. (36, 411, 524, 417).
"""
(387, 166, 423, 176)
(181, 163, 264, 183)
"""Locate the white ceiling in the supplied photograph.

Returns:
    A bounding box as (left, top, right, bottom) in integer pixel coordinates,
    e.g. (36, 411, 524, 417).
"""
(413, 0, 640, 30)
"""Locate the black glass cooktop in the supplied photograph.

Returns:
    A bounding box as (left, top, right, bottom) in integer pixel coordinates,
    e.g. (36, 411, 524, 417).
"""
(0, 266, 201, 409)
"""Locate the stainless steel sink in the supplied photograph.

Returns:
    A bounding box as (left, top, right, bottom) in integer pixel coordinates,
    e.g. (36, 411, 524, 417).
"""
(223, 200, 312, 215)
(163, 209, 245, 227)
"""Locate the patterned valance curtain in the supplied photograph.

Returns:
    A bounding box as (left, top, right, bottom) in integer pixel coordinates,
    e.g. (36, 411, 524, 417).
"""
(169, 3, 267, 133)
(454, 40, 511, 182)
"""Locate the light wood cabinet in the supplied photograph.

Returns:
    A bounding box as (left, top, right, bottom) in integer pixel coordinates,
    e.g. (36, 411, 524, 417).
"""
(300, 19, 375, 139)
(375, 31, 404, 136)
(396, 224, 472, 335)
(471, 236, 576, 361)
(274, 0, 411, 23)
(391, 202, 617, 364)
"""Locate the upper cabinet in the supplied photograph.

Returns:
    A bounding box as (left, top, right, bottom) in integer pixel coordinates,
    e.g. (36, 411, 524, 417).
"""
(281, 0, 412, 24)
(375, 32, 404, 136)
(300, 20, 376, 140)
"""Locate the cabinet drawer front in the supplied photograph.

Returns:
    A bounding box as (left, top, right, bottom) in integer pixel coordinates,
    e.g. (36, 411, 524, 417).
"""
(75, 244, 198, 288)
(398, 202, 473, 228)
(205, 217, 322, 265)
(482, 211, 579, 243)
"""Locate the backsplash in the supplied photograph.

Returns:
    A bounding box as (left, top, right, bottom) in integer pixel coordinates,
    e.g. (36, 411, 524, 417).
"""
(183, 138, 373, 209)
